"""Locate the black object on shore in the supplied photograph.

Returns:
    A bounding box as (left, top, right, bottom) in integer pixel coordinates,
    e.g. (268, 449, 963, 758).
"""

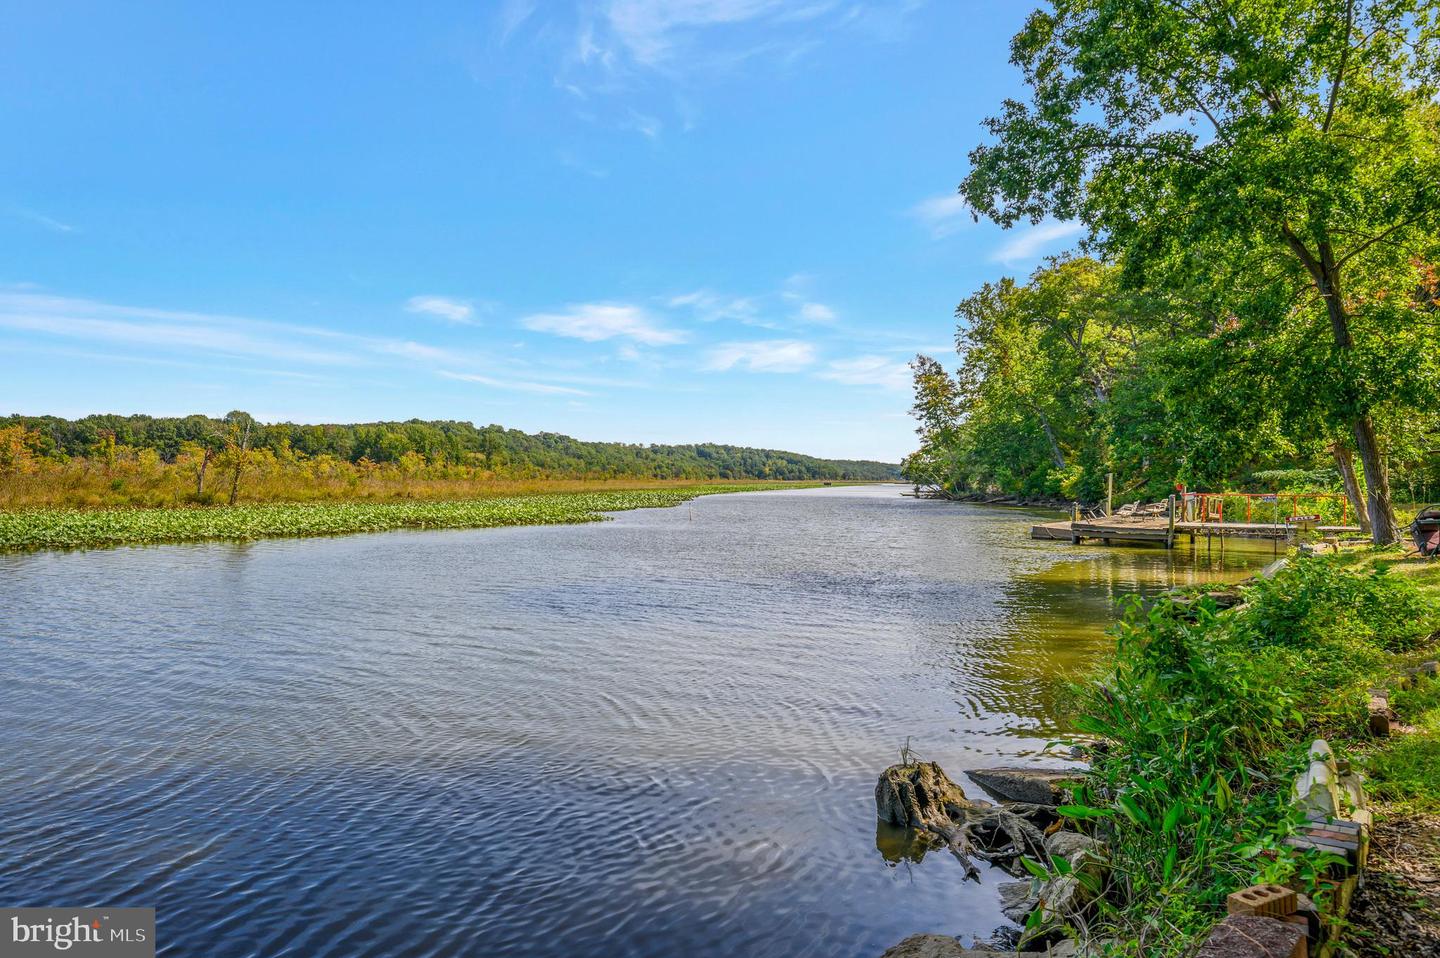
(1411, 505, 1440, 557)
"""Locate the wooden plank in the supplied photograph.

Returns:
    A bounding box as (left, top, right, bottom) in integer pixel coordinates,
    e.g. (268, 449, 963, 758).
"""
(1070, 518, 1171, 542)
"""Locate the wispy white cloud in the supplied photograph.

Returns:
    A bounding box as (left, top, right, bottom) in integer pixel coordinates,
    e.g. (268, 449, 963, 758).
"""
(817, 354, 910, 390)
(491, 1, 923, 145)
(495, 0, 539, 42)
(909, 192, 972, 238)
(372, 340, 462, 364)
(14, 209, 77, 234)
(437, 370, 589, 396)
(991, 220, 1085, 265)
(0, 289, 680, 412)
(603, 0, 816, 67)
(522, 302, 685, 345)
(549, 0, 918, 111)
(796, 301, 835, 323)
(667, 289, 761, 324)
(556, 150, 610, 178)
(670, 282, 839, 331)
(404, 294, 476, 324)
(0, 293, 362, 366)
(623, 108, 664, 139)
(0, 292, 577, 391)
(703, 339, 815, 372)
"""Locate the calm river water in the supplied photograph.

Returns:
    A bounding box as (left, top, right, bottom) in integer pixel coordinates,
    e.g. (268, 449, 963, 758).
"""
(0, 485, 1274, 957)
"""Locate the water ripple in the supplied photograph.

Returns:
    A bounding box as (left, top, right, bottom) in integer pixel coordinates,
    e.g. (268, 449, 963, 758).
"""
(0, 486, 1272, 957)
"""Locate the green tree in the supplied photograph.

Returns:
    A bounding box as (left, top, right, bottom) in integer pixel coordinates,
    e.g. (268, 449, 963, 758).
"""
(902, 354, 968, 493)
(961, 0, 1440, 542)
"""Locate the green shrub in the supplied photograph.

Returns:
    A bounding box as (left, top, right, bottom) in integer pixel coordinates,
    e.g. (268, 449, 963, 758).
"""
(1064, 556, 1440, 955)
(1233, 557, 1438, 654)
(1366, 678, 1440, 815)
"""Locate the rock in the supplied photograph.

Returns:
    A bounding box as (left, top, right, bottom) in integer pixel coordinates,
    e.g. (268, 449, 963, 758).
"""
(1044, 831, 1097, 859)
(999, 872, 1097, 930)
(877, 935, 971, 958)
(998, 880, 1039, 924)
(1195, 914, 1305, 958)
(967, 768, 1080, 806)
(1037, 874, 1093, 920)
(876, 762, 971, 828)
(1204, 590, 1243, 609)
(1032, 943, 1078, 958)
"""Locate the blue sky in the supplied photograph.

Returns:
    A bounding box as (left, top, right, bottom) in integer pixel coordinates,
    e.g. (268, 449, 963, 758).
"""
(0, 1, 1083, 463)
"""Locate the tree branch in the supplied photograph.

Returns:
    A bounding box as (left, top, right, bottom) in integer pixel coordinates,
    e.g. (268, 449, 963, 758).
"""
(1323, 0, 1355, 133)
(1071, 136, 1209, 166)
(1279, 222, 1326, 287)
(1334, 215, 1432, 271)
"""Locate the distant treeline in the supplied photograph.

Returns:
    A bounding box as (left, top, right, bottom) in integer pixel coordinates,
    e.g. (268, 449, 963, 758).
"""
(2, 413, 899, 482)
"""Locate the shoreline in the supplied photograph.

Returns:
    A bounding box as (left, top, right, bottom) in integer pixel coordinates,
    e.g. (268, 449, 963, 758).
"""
(881, 545, 1440, 957)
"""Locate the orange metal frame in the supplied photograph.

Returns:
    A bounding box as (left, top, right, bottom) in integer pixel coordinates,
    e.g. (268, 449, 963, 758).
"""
(1191, 492, 1348, 525)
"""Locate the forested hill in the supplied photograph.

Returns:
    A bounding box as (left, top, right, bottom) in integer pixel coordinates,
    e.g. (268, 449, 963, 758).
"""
(3, 413, 900, 482)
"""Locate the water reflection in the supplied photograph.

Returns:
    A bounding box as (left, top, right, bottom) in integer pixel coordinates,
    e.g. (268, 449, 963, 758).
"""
(971, 536, 1278, 741)
(875, 821, 944, 866)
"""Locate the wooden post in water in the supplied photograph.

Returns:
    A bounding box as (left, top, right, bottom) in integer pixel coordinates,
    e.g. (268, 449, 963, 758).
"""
(1166, 494, 1176, 549)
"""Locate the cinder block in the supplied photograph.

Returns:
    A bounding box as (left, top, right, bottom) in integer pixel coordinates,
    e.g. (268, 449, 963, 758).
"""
(1226, 883, 1297, 918)
(1304, 826, 1359, 846)
(1284, 833, 1357, 872)
(1306, 816, 1360, 835)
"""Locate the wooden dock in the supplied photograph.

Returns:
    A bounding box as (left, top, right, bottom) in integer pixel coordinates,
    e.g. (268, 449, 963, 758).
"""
(1031, 517, 1362, 547)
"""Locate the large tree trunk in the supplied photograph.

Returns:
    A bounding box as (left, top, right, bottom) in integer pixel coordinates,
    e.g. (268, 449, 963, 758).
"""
(1330, 439, 1371, 536)
(1282, 227, 1399, 544)
(1351, 415, 1398, 543)
(1318, 283, 1397, 543)
(1035, 409, 1066, 470)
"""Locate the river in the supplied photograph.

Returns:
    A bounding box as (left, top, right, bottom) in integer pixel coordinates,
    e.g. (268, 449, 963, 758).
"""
(0, 485, 1274, 957)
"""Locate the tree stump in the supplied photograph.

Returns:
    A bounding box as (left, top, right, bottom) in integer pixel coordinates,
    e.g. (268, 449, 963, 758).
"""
(875, 761, 971, 828)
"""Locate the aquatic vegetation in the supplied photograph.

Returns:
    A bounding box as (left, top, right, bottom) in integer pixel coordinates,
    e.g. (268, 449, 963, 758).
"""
(0, 485, 801, 552)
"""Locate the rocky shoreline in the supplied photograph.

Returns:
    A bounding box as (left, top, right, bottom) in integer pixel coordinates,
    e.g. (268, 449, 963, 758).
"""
(874, 763, 1094, 957)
